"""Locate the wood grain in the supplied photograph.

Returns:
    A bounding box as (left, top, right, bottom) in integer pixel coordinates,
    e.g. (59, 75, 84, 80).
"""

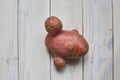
(83, 0, 113, 80)
(113, 0, 120, 80)
(0, 0, 120, 80)
(0, 0, 18, 80)
(50, 0, 83, 80)
(18, 0, 50, 80)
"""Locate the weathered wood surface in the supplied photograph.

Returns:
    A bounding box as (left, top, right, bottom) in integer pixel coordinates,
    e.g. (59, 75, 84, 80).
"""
(18, 0, 50, 80)
(0, 0, 120, 80)
(83, 0, 113, 80)
(113, 0, 120, 80)
(0, 0, 18, 80)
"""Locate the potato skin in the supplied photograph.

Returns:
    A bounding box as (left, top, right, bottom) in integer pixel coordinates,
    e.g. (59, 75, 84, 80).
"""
(54, 57, 66, 68)
(45, 16, 63, 36)
(45, 30, 89, 59)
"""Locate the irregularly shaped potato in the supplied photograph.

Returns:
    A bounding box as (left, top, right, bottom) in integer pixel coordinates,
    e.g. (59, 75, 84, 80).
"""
(45, 16, 89, 68)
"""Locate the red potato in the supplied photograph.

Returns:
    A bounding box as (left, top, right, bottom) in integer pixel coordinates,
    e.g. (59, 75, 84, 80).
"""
(45, 16, 89, 68)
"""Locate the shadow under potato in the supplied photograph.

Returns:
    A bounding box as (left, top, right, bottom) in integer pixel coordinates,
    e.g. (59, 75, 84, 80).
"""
(55, 58, 82, 72)
(66, 58, 81, 65)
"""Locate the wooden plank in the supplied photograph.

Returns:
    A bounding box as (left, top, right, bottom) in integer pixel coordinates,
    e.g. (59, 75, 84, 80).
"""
(18, 0, 50, 80)
(113, 0, 120, 80)
(83, 0, 113, 80)
(51, 0, 83, 80)
(0, 0, 18, 80)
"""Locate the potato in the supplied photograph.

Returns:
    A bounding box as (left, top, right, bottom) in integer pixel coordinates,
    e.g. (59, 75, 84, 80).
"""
(54, 57, 66, 68)
(45, 16, 89, 68)
(45, 16, 62, 36)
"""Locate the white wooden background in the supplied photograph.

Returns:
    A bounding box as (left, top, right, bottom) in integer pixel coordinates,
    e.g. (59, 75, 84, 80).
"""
(0, 0, 119, 80)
